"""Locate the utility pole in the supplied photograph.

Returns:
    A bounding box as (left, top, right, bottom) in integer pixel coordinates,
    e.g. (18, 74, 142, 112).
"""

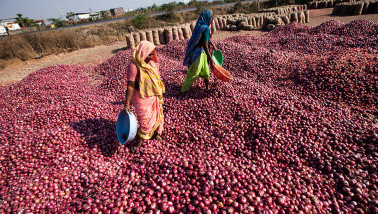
(58, 6, 64, 19)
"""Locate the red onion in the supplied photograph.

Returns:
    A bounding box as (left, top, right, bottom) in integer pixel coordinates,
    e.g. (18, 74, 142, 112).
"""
(0, 19, 376, 213)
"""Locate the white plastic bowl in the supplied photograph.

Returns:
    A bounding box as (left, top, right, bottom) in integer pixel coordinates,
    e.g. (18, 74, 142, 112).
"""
(116, 111, 137, 144)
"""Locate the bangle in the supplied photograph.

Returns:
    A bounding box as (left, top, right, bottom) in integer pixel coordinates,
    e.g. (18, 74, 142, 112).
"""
(125, 101, 130, 106)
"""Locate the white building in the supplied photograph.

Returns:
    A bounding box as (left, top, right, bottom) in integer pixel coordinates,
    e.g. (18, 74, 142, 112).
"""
(67, 12, 101, 21)
(0, 21, 21, 31)
(69, 13, 91, 20)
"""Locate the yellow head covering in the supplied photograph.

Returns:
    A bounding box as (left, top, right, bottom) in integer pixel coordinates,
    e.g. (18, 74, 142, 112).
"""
(132, 41, 165, 98)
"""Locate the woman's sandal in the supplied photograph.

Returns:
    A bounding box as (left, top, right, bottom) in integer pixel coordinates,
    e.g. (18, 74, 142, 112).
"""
(130, 146, 136, 154)
(128, 143, 139, 154)
(152, 132, 163, 141)
(155, 135, 163, 141)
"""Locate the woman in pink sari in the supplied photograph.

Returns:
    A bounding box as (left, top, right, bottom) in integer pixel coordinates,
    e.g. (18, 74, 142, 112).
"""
(123, 41, 165, 153)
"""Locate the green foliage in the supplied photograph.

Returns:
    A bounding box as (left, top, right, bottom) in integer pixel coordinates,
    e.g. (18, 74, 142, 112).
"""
(188, 0, 210, 7)
(160, 2, 177, 12)
(20, 18, 32, 27)
(47, 18, 68, 28)
(177, 2, 186, 7)
(188, 0, 199, 7)
(188, 0, 209, 13)
(66, 12, 75, 19)
(136, 7, 148, 13)
(150, 3, 158, 11)
(15, 14, 34, 27)
(34, 24, 42, 29)
(132, 14, 148, 29)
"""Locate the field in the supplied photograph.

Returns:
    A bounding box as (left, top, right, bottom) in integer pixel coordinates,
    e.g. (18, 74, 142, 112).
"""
(0, 8, 377, 214)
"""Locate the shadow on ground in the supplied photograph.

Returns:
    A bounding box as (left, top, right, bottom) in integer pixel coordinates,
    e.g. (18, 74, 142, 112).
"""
(70, 117, 120, 157)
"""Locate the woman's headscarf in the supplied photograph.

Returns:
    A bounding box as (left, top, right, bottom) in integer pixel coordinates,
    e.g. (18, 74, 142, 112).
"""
(132, 41, 165, 98)
(183, 9, 214, 67)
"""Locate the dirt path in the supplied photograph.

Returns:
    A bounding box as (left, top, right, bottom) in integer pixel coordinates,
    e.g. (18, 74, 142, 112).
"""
(0, 8, 377, 86)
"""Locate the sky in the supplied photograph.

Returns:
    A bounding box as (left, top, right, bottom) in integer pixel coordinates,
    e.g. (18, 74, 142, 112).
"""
(0, 0, 190, 21)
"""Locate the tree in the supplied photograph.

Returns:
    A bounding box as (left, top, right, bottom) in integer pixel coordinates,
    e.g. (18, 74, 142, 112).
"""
(16, 13, 25, 28)
(47, 18, 67, 28)
(188, 0, 199, 7)
(66, 12, 76, 19)
(151, 4, 158, 11)
(177, 2, 186, 7)
(160, 2, 177, 12)
(132, 14, 148, 29)
(15, 13, 33, 28)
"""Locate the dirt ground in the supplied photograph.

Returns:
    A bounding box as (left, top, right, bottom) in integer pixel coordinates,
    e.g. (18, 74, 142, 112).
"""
(0, 8, 377, 86)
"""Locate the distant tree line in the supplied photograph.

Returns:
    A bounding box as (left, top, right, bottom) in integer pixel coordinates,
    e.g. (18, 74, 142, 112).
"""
(130, 0, 245, 15)
(17, 0, 247, 28)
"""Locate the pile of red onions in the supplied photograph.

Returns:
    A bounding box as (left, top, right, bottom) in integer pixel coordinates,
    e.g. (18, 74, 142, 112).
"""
(0, 20, 376, 213)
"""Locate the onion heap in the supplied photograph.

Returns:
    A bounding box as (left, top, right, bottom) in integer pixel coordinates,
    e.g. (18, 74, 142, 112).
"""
(0, 20, 377, 213)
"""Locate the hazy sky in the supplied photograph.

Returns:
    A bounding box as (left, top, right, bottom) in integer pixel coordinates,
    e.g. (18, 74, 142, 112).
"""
(0, 0, 188, 21)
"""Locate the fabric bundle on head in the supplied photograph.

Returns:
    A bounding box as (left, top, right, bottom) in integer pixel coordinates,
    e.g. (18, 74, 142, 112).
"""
(183, 9, 214, 67)
(132, 41, 165, 98)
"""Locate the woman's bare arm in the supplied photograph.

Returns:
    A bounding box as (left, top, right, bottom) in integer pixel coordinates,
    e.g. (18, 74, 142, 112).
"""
(123, 81, 135, 113)
(203, 41, 214, 69)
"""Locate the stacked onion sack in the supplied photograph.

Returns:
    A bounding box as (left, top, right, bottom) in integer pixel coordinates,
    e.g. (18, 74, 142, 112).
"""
(332, 0, 378, 16)
(301, 0, 359, 6)
(259, 4, 308, 14)
(125, 23, 193, 48)
(308, 0, 335, 9)
(126, 4, 312, 48)
(221, 5, 310, 32)
(0, 20, 377, 213)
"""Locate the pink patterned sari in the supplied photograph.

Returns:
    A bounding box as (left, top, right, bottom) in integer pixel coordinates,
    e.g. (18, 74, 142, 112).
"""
(129, 41, 165, 140)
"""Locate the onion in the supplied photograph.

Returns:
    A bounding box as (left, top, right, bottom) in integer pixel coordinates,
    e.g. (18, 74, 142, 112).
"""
(0, 19, 376, 213)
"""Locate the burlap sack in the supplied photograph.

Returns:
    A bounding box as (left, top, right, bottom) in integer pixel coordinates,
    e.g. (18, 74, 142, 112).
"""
(182, 26, 190, 39)
(126, 34, 135, 49)
(178, 27, 184, 40)
(133, 33, 140, 44)
(152, 29, 160, 46)
(172, 27, 179, 40)
(305, 10, 310, 23)
(146, 30, 153, 43)
(158, 28, 166, 45)
(353, 2, 364, 15)
(139, 31, 147, 41)
(164, 28, 173, 43)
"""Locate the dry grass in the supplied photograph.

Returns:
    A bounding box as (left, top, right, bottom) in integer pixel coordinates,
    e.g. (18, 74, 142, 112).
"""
(0, 2, 264, 70)
(0, 28, 119, 69)
(180, 12, 200, 23)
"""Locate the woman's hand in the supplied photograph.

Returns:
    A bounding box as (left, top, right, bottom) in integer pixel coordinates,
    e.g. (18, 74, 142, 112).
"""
(207, 57, 215, 70)
(210, 59, 215, 70)
(123, 104, 130, 113)
(124, 81, 135, 113)
(204, 41, 215, 70)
